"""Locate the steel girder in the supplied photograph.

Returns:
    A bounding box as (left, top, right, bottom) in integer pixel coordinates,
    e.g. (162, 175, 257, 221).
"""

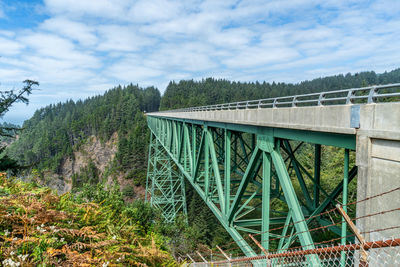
(146, 115, 356, 264)
(145, 133, 187, 223)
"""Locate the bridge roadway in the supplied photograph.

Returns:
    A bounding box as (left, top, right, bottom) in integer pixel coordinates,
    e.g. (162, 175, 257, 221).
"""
(151, 102, 400, 242)
(146, 84, 400, 263)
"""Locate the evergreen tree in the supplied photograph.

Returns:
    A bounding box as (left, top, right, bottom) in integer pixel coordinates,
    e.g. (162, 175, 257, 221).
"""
(0, 80, 38, 171)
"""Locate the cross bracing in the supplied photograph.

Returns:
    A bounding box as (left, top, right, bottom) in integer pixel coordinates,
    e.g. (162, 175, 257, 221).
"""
(145, 133, 187, 223)
(145, 115, 357, 265)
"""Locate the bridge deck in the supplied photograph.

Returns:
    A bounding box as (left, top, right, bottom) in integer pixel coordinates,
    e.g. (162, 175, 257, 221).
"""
(149, 102, 400, 139)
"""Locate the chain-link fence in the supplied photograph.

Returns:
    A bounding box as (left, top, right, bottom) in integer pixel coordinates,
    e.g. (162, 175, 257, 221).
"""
(188, 238, 400, 267)
(184, 178, 400, 267)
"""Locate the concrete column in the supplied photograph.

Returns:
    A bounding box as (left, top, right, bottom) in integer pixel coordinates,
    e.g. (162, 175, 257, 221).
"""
(356, 104, 400, 242)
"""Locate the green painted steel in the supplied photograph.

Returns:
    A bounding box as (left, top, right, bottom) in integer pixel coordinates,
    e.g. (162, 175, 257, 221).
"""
(261, 151, 271, 250)
(145, 132, 187, 223)
(314, 144, 321, 209)
(148, 115, 356, 149)
(340, 149, 350, 266)
(146, 115, 357, 265)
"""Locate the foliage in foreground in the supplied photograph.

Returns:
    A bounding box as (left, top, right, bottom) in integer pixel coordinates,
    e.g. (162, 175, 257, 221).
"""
(0, 173, 176, 266)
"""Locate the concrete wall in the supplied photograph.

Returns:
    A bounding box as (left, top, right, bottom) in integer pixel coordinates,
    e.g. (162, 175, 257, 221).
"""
(151, 105, 356, 135)
(356, 103, 400, 241)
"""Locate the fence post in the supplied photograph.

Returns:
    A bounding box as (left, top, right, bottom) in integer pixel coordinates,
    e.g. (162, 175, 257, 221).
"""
(217, 245, 232, 267)
(249, 234, 270, 266)
(336, 204, 369, 266)
(187, 254, 196, 266)
(196, 251, 208, 264)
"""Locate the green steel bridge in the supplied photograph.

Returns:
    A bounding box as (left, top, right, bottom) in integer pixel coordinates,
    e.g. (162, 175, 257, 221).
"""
(145, 84, 400, 265)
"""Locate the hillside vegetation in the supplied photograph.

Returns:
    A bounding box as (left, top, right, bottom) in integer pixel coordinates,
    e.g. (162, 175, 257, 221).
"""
(8, 84, 159, 194)
(0, 172, 176, 266)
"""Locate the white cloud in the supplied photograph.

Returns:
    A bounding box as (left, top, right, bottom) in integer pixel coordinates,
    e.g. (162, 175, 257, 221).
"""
(223, 46, 299, 69)
(128, 0, 181, 23)
(145, 42, 218, 72)
(0, 32, 101, 86)
(207, 27, 255, 48)
(0, 68, 29, 81)
(20, 33, 100, 67)
(106, 55, 164, 82)
(44, 0, 131, 20)
(22, 56, 96, 84)
(0, 37, 24, 56)
(97, 25, 154, 52)
(370, 0, 400, 17)
(40, 17, 98, 46)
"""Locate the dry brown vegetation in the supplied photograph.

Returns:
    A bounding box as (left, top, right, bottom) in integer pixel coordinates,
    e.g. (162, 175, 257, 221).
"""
(0, 173, 177, 266)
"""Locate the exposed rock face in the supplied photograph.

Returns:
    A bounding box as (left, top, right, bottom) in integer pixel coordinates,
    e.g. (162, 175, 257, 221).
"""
(53, 132, 118, 193)
(43, 132, 145, 200)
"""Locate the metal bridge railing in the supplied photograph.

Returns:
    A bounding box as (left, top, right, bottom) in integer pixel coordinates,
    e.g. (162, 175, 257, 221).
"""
(158, 83, 400, 113)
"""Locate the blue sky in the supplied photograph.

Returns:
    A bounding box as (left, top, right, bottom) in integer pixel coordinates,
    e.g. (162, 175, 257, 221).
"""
(0, 0, 399, 124)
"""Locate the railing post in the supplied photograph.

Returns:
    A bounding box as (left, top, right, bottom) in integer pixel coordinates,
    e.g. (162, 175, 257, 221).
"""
(318, 93, 324, 106)
(292, 96, 297, 107)
(367, 86, 376, 103)
(346, 90, 353, 104)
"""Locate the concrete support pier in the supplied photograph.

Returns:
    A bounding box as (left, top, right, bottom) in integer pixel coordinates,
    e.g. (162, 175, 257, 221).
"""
(356, 103, 400, 241)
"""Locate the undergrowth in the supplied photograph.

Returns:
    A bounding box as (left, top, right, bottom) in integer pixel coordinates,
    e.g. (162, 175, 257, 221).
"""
(0, 173, 177, 266)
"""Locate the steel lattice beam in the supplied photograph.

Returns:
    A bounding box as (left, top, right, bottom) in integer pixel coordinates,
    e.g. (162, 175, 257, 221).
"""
(145, 132, 187, 223)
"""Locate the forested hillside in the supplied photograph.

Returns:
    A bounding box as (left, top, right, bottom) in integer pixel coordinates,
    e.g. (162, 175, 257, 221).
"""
(0, 122, 19, 146)
(7, 84, 159, 194)
(161, 69, 400, 109)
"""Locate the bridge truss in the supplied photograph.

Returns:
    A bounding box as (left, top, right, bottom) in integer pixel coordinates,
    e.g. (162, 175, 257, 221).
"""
(145, 115, 357, 260)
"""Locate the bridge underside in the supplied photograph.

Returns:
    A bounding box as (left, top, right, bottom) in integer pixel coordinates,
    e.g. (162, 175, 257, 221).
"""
(146, 115, 357, 258)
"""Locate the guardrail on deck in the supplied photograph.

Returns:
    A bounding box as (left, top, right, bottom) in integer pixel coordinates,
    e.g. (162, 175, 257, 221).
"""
(158, 83, 400, 113)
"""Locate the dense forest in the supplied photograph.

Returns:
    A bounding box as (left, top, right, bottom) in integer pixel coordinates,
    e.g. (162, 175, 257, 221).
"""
(5, 68, 400, 259)
(160, 69, 400, 109)
(7, 84, 160, 191)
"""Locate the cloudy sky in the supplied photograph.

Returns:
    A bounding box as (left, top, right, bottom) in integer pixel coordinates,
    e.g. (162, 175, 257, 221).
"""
(0, 0, 399, 124)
